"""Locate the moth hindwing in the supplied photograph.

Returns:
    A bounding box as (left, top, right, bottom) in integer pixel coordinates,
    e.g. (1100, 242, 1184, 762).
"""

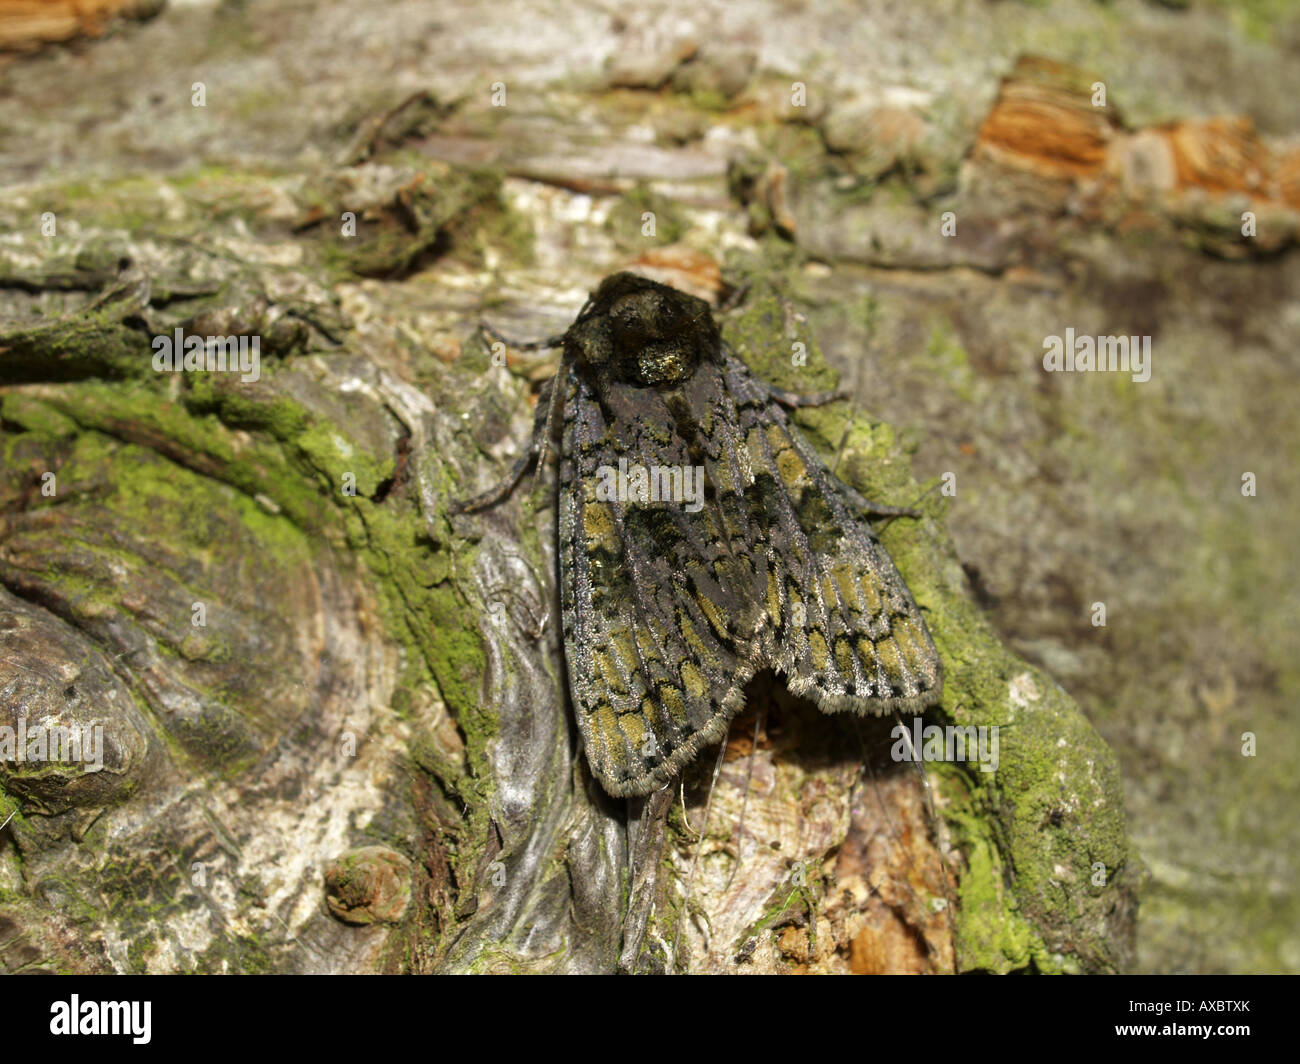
(457, 272, 942, 797)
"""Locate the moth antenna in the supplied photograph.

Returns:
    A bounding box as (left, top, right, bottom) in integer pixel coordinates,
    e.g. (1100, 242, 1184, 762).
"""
(484, 581, 549, 641)
(778, 290, 800, 335)
(721, 708, 765, 894)
(670, 735, 728, 972)
(679, 781, 695, 836)
(529, 357, 568, 491)
(716, 279, 751, 315)
(451, 369, 565, 514)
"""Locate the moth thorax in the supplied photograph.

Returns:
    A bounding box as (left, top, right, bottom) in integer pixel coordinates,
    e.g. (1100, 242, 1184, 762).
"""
(608, 290, 717, 386)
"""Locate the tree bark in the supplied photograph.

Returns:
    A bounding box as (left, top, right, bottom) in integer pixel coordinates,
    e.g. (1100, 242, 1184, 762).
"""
(33, 0, 1300, 974)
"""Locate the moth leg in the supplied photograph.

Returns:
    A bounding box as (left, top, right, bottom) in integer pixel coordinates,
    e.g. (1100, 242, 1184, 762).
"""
(720, 340, 846, 409)
(449, 450, 537, 514)
(758, 357, 928, 520)
(716, 279, 751, 314)
(764, 381, 850, 409)
(450, 377, 555, 514)
(478, 320, 566, 352)
(863, 500, 923, 521)
(758, 368, 922, 520)
(838, 479, 924, 522)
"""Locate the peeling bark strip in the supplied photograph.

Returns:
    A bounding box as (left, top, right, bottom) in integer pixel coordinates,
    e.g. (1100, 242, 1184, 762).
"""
(0, 0, 164, 53)
(975, 55, 1300, 255)
(976, 56, 1120, 179)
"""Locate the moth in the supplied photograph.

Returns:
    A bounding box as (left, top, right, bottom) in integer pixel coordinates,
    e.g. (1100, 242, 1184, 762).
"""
(455, 272, 942, 797)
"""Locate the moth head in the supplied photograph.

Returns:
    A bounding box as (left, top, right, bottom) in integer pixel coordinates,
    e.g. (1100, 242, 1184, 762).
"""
(566, 273, 720, 387)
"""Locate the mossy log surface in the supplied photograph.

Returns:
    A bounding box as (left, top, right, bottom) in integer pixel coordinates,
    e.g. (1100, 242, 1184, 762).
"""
(2, 0, 1297, 974)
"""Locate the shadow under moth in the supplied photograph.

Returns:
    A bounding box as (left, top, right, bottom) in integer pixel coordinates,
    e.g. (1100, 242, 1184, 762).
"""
(455, 272, 942, 797)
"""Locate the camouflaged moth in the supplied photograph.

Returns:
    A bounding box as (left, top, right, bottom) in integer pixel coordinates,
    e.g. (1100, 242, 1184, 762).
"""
(455, 272, 942, 797)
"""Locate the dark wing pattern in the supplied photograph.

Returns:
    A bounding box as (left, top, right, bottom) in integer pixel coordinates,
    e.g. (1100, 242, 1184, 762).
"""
(559, 348, 942, 797)
(719, 348, 942, 715)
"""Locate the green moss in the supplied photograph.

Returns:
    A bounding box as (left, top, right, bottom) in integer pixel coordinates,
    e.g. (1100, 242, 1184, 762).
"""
(734, 879, 819, 969)
(38, 379, 340, 534)
(687, 87, 732, 113)
(0, 790, 20, 840)
(125, 932, 157, 974)
(191, 933, 277, 975)
(312, 163, 527, 279)
(185, 374, 311, 437)
(0, 288, 158, 383)
(295, 421, 390, 500)
(13, 165, 289, 237)
(722, 281, 839, 398)
(36, 871, 106, 926)
(924, 320, 978, 403)
(1204, 0, 1297, 42)
(604, 184, 688, 250)
(0, 394, 78, 437)
(946, 805, 1038, 972)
